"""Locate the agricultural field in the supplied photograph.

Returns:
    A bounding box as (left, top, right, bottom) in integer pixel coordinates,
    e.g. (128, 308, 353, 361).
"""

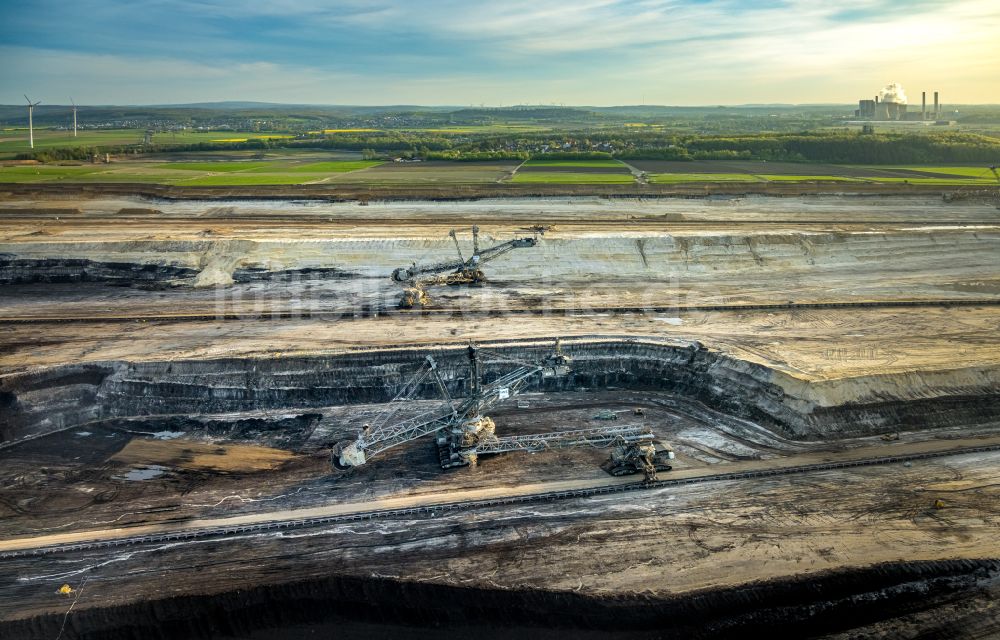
(0, 128, 295, 159)
(401, 124, 553, 134)
(649, 173, 763, 183)
(326, 160, 519, 184)
(156, 162, 272, 172)
(1, 154, 996, 187)
(632, 160, 1000, 185)
(0, 129, 146, 157)
(510, 172, 634, 184)
(520, 159, 627, 169)
(0, 158, 382, 185)
(275, 161, 382, 172)
(850, 165, 998, 178)
(511, 158, 634, 184)
(177, 174, 331, 186)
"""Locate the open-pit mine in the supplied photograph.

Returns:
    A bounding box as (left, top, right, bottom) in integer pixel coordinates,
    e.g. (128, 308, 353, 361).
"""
(1, 193, 999, 638)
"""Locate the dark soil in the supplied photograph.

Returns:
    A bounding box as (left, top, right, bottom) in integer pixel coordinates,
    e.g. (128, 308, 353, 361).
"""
(3, 559, 997, 640)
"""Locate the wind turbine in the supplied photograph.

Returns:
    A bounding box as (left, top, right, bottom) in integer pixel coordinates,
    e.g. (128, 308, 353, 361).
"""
(70, 97, 77, 137)
(24, 95, 41, 149)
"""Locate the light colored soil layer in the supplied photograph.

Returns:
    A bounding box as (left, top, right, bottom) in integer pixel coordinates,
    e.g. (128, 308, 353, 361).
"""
(1, 197, 997, 316)
(2, 307, 996, 383)
(1, 194, 999, 222)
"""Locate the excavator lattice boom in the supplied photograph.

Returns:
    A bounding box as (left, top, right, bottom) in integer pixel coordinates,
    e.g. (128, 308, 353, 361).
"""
(331, 340, 672, 480)
(393, 226, 539, 308)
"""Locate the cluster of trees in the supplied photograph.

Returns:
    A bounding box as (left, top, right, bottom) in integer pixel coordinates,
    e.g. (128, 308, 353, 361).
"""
(289, 133, 454, 152)
(15, 147, 99, 162)
(677, 133, 1000, 164)
(424, 150, 530, 162)
(415, 131, 1000, 164)
(16, 137, 276, 161)
(17, 129, 1000, 166)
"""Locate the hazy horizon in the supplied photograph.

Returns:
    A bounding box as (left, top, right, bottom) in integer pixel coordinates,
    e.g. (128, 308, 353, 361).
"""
(4, 100, 1000, 110)
(2, 1, 999, 106)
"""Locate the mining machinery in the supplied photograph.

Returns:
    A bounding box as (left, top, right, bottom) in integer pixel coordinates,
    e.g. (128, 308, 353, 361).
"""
(987, 165, 1000, 210)
(331, 340, 674, 480)
(942, 167, 1000, 209)
(393, 226, 539, 308)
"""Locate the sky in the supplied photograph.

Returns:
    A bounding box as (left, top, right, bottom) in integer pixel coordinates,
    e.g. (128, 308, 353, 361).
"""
(1, 0, 998, 106)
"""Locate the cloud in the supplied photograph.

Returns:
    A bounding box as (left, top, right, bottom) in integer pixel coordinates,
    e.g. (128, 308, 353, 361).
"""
(1, 0, 998, 104)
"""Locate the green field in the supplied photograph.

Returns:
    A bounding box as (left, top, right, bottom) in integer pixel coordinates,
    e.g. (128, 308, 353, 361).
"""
(148, 131, 293, 144)
(0, 129, 147, 156)
(156, 162, 272, 172)
(648, 165, 997, 185)
(865, 177, 996, 185)
(0, 165, 111, 182)
(511, 172, 634, 184)
(402, 124, 552, 134)
(0, 159, 383, 185)
(272, 161, 381, 173)
(756, 174, 860, 182)
(3, 158, 996, 187)
(177, 174, 329, 186)
(0, 129, 296, 158)
(649, 173, 763, 183)
(853, 166, 999, 179)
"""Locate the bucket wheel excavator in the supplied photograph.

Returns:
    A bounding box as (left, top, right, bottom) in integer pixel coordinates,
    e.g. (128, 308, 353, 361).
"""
(331, 339, 674, 481)
(393, 225, 540, 308)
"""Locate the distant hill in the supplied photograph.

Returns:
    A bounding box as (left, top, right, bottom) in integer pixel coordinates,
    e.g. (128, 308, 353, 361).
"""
(150, 102, 459, 113)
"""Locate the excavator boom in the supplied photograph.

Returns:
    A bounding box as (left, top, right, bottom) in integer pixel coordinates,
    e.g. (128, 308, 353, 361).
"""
(331, 340, 672, 480)
(333, 346, 549, 469)
(469, 424, 651, 455)
(391, 230, 537, 282)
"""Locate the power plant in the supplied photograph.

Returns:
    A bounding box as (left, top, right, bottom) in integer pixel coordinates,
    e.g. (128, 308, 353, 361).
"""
(854, 82, 944, 122)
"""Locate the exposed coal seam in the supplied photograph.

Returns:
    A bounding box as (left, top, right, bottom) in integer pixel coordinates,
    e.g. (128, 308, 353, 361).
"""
(3, 339, 997, 443)
(2, 558, 997, 640)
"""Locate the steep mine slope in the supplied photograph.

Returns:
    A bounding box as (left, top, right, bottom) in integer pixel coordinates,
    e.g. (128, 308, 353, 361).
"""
(3, 333, 999, 443)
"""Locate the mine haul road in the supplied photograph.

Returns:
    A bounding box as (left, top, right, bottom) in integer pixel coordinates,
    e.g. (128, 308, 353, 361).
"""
(3, 436, 999, 557)
(1, 298, 997, 324)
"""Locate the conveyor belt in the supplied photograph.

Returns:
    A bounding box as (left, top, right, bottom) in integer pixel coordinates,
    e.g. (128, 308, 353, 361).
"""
(3, 443, 997, 559)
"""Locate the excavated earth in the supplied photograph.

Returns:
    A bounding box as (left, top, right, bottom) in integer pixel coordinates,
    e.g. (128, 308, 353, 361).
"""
(1, 195, 999, 638)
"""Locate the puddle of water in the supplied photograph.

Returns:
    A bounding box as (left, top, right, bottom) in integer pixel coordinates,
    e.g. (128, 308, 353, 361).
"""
(74, 431, 92, 437)
(118, 465, 168, 481)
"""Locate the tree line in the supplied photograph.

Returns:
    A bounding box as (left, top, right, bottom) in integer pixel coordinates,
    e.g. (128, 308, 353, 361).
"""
(16, 131, 1000, 165)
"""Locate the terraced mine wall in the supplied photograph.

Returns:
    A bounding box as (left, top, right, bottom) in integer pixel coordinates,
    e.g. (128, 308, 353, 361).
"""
(0, 255, 198, 284)
(2, 228, 998, 286)
(4, 559, 997, 640)
(3, 339, 998, 444)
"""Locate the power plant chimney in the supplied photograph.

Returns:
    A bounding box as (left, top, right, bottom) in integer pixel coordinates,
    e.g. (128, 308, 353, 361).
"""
(934, 91, 939, 119)
(922, 92, 926, 120)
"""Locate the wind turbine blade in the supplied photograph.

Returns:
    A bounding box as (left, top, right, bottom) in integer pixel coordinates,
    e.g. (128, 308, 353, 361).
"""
(24, 95, 31, 104)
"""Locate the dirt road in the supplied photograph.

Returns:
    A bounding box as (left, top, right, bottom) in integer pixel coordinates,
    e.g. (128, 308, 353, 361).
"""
(4, 434, 998, 554)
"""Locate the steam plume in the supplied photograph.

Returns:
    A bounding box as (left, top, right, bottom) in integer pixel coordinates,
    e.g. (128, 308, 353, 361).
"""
(879, 82, 907, 104)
